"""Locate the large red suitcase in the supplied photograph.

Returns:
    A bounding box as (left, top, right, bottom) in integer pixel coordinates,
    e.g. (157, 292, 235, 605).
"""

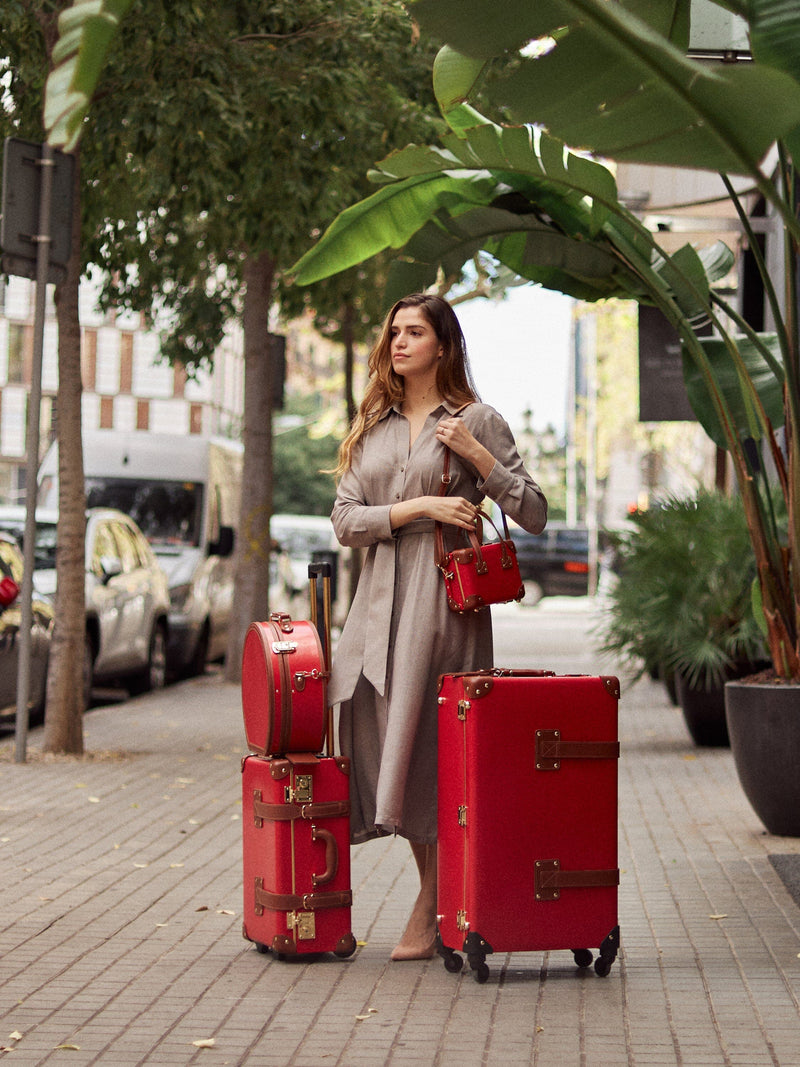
(436, 669, 620, 982)
(241, 613, 327, 756)
(241, 751, 356, 958)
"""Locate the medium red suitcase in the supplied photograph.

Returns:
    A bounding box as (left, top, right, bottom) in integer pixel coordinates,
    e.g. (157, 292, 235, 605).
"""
(241, 613, 327, 756)
(436, 669, 620, 982)
(241, 751, 356, 958)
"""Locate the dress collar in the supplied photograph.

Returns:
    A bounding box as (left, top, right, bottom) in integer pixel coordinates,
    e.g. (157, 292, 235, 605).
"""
(378, 397, 469, 422)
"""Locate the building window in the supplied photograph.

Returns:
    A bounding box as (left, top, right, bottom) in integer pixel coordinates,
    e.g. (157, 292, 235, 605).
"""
(7, 323, 26, 384)
(82, 329, 97, 391)
(100, 396, 114, 429)
(136, 399, 150, 430)
(173, 362, 187, 398)
(119, 332, 133, 393)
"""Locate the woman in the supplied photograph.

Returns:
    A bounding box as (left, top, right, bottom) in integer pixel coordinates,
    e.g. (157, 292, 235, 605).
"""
(329, 293, 547, 960)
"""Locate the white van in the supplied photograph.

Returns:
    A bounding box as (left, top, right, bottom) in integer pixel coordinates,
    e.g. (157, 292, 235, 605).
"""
(38, 431, 243, 676)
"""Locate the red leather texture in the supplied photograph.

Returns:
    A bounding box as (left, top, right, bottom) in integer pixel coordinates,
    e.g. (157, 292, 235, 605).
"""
(437, 671, 619, 956)
(241, 616, 327, 756)
(241, 753, 355, 957)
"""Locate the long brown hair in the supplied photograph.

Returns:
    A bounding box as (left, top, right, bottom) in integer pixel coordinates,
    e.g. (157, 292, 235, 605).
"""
(334, 293, 480, 475)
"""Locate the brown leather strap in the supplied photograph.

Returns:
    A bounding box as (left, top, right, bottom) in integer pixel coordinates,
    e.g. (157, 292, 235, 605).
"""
(536, 729, 620, 770)
(535, 859, 619, 901)
(252, 792, 350, 824)
(254, 879, 352, 914)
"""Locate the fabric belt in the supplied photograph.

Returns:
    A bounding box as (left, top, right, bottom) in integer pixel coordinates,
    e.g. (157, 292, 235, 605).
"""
(362, 520, 435, 696)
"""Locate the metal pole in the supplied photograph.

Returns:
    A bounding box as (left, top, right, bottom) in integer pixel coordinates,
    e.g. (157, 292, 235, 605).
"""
(14, 144, 54, 763)
(584, 312, 599, 597)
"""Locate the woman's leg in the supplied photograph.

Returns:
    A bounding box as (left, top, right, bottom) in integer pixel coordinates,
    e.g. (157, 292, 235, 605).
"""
(391, 840, 438, 960)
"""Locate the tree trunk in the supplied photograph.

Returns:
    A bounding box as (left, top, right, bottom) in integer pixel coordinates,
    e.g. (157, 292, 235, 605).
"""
(225, 250, 276, 682)
(43, 152, 86, 754)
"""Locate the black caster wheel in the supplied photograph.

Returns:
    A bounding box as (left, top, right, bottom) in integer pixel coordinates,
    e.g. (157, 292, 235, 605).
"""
(594, 957, 612, 977)
(334, 934, 358, 958)
(255, 942, 270, 955)
(443, 952, 463, 973)
(472, 962, 490, 984)
(573, 948, 593, 968)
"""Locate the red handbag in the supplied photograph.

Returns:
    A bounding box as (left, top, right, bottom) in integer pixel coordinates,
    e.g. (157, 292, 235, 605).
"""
(434, 448, 524, 613)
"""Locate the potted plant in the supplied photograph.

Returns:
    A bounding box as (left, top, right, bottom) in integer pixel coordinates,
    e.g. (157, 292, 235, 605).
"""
(597, 492, 766, 746)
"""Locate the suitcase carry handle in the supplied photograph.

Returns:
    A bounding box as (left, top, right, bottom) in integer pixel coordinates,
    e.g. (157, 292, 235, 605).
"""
(309, 562, 335, 756)
(311, 825, 339, 887)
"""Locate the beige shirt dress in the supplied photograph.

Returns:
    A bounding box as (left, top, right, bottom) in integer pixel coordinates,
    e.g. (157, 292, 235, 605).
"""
(329, 399, 548, 844)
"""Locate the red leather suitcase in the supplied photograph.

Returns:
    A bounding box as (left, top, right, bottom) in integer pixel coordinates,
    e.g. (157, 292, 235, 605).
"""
(241, 613, 327, 756)
(436, 669, 620, 982)
(241, 751, 356, 958)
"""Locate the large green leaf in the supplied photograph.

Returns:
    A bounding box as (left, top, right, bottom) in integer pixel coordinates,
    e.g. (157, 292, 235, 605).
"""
(291, 171, 502, 284)
(45, 0, 134, 150)
(732, 0, 800, 158)
(409, 0, 800, 174)
(682, 334, 785, 450)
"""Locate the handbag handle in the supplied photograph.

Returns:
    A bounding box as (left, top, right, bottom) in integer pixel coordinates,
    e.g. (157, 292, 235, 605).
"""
(434, 447, 514, 570)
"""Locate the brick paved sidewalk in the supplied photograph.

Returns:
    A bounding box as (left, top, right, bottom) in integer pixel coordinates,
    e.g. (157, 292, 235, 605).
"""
(0, 619, 799, 1065)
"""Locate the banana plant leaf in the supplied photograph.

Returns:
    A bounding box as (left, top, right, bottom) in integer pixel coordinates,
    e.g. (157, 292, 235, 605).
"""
(409, 0, 800, 175)
(730, 0, 800, 159)
(682, 334, 785, 450)
(45, 0, 135, 150)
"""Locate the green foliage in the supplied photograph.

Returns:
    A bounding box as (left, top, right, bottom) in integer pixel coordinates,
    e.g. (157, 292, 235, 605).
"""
(597, 492, 767, 689)
(272, 398, 339, 516)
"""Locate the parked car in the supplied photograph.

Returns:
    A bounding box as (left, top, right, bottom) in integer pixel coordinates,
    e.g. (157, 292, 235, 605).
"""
(0, 505, 171, 708)
(39, 431, 242, 677)
(510, 523, 591, 606)
(0, 532, 54, 724)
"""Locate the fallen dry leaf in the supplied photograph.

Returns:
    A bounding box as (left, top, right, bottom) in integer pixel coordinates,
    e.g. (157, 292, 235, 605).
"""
(9, 1033, 22, 1042)
(170, 863, 185, 869)
(217, 909, 235, 916)
(88, 797, 100, 804)
(53, 1043, 80, 1051)
(196, 906, 209, 912)
(133, 863, 149, 869)
(192, 1038, 215, 1048)
(709, 914, 728, 920)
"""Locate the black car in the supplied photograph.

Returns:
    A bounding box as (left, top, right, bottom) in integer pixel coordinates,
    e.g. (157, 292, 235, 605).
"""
(511, 524, 590, 605)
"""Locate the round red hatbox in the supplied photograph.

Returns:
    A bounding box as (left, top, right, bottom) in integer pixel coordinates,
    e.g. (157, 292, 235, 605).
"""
(241, 614, 327, 756)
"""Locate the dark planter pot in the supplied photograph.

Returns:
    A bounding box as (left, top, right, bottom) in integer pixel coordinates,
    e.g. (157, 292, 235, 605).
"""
(674, 671, 729, 747)
(725, 680, 800, 836)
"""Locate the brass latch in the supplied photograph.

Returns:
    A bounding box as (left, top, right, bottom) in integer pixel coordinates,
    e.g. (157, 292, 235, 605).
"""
(272, 641, 298, 655)
(285, 774, 313, 804)
(458, 805, 468, 827)
(457, 700, 470, 721)
(287, 910, 316, 940)
(456, 910, 469, 932)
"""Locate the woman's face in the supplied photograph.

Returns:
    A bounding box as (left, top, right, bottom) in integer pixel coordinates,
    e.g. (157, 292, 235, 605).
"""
(389, 306, 443, 382)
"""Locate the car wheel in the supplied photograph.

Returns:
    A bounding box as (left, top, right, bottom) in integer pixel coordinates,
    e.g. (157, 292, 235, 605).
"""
(83, 633, 95, 712)
(521, 579, 544, 607)
(130, 622, 168, 695)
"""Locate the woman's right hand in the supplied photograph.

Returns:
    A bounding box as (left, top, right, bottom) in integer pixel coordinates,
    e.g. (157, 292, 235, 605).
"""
(390, 494, 480, 531)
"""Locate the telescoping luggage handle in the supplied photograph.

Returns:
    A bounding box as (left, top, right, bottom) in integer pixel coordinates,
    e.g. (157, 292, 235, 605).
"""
(308, 562, 335, 757)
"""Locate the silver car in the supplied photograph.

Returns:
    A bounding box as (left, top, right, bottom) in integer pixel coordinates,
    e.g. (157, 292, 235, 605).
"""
(0, 506, 171, 709)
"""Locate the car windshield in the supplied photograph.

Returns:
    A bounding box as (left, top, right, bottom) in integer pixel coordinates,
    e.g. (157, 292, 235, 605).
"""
(85, 478, 204, 547)
(0, 517, 58, 569)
